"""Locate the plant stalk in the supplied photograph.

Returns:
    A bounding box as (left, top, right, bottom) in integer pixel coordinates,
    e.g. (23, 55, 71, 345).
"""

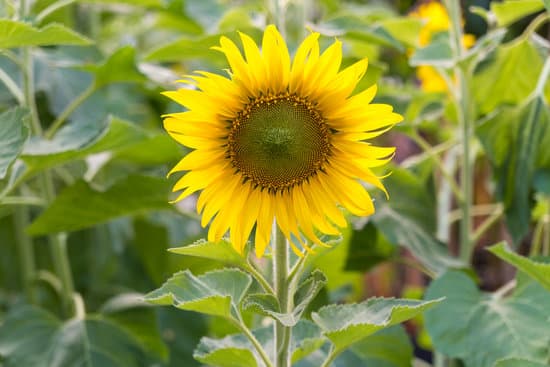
(273, 224, 291, 367)
(13, 207, 37, 303)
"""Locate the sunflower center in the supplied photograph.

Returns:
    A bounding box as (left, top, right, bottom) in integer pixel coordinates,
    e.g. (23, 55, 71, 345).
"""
(228, 93, 331, 192)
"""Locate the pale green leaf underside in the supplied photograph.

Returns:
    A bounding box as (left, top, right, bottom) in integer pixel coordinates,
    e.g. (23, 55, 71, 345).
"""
(488, 242, 550, 292)
(0, 306, 146, 367)
(144, 268, 252, 319)
(0, 107, 29, 179)
(494, 358, 549, 367)
(425, 271, 550, 367)
(244, 270, 327, 327)
(312, 297, 443, 351)
(169, 239, 246, 266)
(0, 20, 92, 48)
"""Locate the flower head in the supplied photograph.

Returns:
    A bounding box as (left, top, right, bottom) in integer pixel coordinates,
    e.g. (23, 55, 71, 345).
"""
(163, 25, 402, 257)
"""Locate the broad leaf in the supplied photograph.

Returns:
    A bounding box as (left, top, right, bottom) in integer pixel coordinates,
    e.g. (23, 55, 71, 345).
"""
(491, 0, 545, 27)
(0, 107, 29, 179)
(144, 268, 252, 319)
(244, 270, 327, 327)
(0, 305, 149, 367)
(372, 168, 465, 274)
(169, 239, 247, 267)
(82, 46, 147, 88)
(409, 33, 454, 67)
(425, 271, 550, 367)
(312, 297, 443, 352)
(0, 20, 91, 48)
(145, 34, 225, 62)
(494, 358, 549, 367)
(27, 175, 172, 235)
(22, 116, 149, 172)
(488, 242, 550, 292)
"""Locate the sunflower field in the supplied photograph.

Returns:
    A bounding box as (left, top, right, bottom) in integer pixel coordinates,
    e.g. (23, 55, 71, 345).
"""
(1, 0, 550, 366)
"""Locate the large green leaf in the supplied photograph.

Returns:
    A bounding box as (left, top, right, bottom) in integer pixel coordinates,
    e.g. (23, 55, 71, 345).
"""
(0, 20, 92, 48)
(82, 46, 147, 88)
(0, 107, 29, 179)
(488, 242, 550, 292)
(491, 0, 545, 27)
(244, 270, 327, 327)
(409, 33, 454, 67)
(27, 175, 172, 235)
(474, 39, 544, 115)
(144, 268, 252, 319)
(0, 306, 149, 366)
(22, 116, 149, 172)
(144, 34, 224, 62)
(345, 221, 396, 272)
(494, 358, 549, 367)
(425, 271, 550, 367)
(312, 297, 443, 352)
(372, 168, 465, 274)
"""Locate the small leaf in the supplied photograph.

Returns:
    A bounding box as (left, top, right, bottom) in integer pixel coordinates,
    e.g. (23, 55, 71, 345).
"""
(312, 297, 443, 352)
(83, 46, 147, 88)
(491, 0, 545, 27)
(488, 242, 550, 292)
(244, 270, 327, 327)
(0, 107, 29, 179)
(27, 175, 172, 235)
(145, 268, 252, 319)
(0, 305, 149, 367)
(425, 271, 550, 367)
(169, 239, 247, 266)
(0, 20, 92, 48)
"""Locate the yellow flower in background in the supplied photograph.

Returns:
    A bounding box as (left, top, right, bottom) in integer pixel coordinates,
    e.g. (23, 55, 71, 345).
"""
(410, 0, 475, 92)
(163, 25, 402, 257)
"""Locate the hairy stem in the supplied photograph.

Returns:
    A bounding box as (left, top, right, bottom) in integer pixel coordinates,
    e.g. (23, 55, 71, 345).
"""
(273, 225, 291, 367)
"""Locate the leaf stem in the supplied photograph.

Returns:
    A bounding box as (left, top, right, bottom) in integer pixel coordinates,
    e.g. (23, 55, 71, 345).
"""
(273, 224, 292, 367)
(45, 82, 97, 139)
(471, 206, 504, 244)
(1, 196, 48, 206)
(233, 318, 274, 367)
(36, 0, 78, 23)
(244, 260, 275, 295)
(0, 67, 24, 104)
(534, 52, 550, 97)
(320, 345, 340, 367)
(13, 207, 37, 303)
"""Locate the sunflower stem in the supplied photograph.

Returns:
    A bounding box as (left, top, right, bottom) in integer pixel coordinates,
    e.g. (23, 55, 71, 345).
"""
(13, 206, 37, 303)
(273, 224, 292, 367)
(444, 0, 475, 264)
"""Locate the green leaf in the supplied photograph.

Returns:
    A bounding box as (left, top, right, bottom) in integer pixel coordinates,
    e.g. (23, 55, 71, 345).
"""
(380, 18, 424, 47)
(112, 133, 182, 165)
(0, 305, 149, 366)
(312, 297, 443, 352)
(244, 270, 327, 327)
(491, 0, 545, 27)
(425, 271, 550, 367)
(488, 242, 550, 292)
(332, 326, 413, 367)
(144, 34, 224, 62)
(409, 33, 454, 67)
(22, 116, 149, 172)
(345, 222, 396, 271)
(372, 169, 465, 275)
(169, 239, 247, 267)
(0, 107, 29, 179)
(27, 175, 172, 235)
(0, 20, 92, 48)
(474, 39, 544, 115)
(494, 358, 549, 367)
(144, 268, 252, 319)
(82, 46, 147, 88)
(291, 321, 326, 363)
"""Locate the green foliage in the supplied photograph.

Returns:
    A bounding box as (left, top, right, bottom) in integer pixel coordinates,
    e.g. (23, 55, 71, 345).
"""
(0, 20, 92, 48)
(425, 271, 550, 367)
(0, 107, 29, 179)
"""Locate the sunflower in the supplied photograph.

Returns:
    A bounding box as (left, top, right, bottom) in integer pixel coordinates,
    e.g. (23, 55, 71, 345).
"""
(410, 0, 475, 92)
(163, 25, 402, 257)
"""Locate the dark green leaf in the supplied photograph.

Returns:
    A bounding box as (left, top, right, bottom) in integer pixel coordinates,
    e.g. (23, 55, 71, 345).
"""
(488, 242, 550, 291)
(0, 107, 29, 179)
(0, 305, 149, 367)
(494, 358, 549, 367)
(425, 271, 550, 367)
(144, 268, 252, 319)
(0, 20, 92, 48)
(345, 222, 396, 271)
(82, 46, 147, 88)
(27, 175, 172, 235)
(169, 239, 247, 267)
(312, 297, 443, 352)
